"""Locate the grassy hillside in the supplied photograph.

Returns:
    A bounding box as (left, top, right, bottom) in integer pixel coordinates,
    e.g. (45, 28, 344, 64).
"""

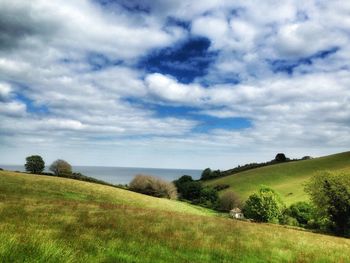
(1, 170, 350, 262)
(205, 151, 350, 205)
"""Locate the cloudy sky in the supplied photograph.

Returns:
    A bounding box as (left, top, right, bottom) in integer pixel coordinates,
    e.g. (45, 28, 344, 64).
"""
(1, 0, 350, 169)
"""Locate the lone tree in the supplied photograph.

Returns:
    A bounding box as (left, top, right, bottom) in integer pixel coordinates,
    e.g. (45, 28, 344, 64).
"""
(243, 186, 285, 223)
(305, 171, 350, 237)
(275, 153, 287, 162)
(50, 159, 72, 176)
(25, 155, 45, 174)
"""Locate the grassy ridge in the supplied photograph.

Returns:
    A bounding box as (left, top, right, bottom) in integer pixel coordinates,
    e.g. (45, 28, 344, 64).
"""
(1, 170, 350, 262)
(0, 171, 213, 216)
(205, 152, 350, 205)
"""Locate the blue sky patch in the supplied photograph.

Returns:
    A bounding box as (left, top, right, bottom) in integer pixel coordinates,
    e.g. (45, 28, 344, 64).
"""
(270, 47, 339, 74)
(193, 115, 251, 133)
(125, 99, 251, 133)
(138, 37, 217, 83)
(15, 93, 49, 114)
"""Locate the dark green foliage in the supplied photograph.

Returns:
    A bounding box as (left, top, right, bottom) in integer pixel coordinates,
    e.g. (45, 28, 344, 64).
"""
(201, 168, 212, 180)
(275, 153, 287, 162)
(174, 175, 193, 194)
(181, 181, 203, 201)
(218, 191, 241, 212)
(305, 171, 350, 237)
(302, 156, 312, 160)
(211, 154, 303, 180)
(0, 168, 3, 171)
(199, 187, 218, 208)
(286, 202, 314, 226)
(174, 175, 218, 208)
(279, 215, 299, 227)
(243, 186, 285, 223)
(25, 155, 45, 174)
(213, 184, 230, 191)
(201, 168, 221, 180)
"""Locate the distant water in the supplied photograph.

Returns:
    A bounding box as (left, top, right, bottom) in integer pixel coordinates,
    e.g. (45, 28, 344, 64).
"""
(0, 165, 201, 185)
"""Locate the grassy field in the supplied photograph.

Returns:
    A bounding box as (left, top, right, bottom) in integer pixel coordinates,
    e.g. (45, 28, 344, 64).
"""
(1, 170, 350, 262)
(205, 151, 350, 205)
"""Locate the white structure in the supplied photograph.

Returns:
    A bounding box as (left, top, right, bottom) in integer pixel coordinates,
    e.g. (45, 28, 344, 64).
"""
(230, 208, 244, 219)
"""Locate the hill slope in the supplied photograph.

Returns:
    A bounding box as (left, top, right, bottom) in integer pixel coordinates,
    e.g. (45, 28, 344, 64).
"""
(205, 151, 350, 205)
(1, 170, 350, 262)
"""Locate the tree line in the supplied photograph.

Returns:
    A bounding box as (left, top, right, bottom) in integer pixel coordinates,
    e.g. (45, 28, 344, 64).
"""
(200, 153, 312, 180)
(23, 155, 117, 187)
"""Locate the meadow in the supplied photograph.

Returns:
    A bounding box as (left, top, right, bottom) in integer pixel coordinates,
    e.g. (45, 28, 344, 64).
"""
(1, 170, 350, 262)
(205, 151, 350, 205)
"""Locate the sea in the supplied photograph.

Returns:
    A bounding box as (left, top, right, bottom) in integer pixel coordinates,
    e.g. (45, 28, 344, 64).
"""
(0, 165, 202, 185)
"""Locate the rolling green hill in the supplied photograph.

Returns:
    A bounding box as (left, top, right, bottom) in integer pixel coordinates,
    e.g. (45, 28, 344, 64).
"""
(1, 170, 350, 262)
(205, 151, 350, 205)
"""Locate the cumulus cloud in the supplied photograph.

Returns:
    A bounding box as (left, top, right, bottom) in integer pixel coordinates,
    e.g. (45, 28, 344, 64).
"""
(1, 0, 350, 168)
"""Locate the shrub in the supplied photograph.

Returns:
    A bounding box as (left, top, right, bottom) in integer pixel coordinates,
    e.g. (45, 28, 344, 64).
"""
(279, 214, 299, 227)
(199, 187, 218, 208)
(50, 159, 72, 176)
(305, 171, 350, 237)
(286, 202, 314, 226)
(25, 155, 45, 174)
(129, 174, 177, 200)
(173, 175, 219, 208)
(213, 184, 230, 191)
(243, 186, 285, 223)
(218, 191, 242, 212)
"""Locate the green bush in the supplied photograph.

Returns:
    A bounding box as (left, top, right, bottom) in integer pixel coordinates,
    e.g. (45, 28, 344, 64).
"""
(243, 186, 285, 223)
(279, 215, 299, 227)
(213, 184, 230, 191)
(305, 171, 350, 237)
(174, 175, 219, 208)
(199, 187, 218, 208)
(286, 202, 314, 226)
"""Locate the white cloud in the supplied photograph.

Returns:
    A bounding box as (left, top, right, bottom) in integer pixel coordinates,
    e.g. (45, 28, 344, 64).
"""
(1, 0, 350, 169)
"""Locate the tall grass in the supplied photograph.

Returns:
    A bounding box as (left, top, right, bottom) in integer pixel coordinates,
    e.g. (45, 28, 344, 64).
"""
(1, 170, 350, 262)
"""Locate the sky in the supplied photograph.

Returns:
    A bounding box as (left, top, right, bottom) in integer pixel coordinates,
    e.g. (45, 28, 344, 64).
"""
(1, 0, 350, 169)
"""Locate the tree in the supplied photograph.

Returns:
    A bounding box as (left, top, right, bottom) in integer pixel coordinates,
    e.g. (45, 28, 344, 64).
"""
(50, 159, 72, 176)
(305, 171, 350, 237)
(243, 186, 285, 223)
(199, 187, 218, 207)
(180, 181, 203, 201)
(275, 153, 287, 162)
(286, 202, 314, 226)
(25, 155, 45, 174)
(218, 191, 242, 212)
(201, 168, 221, 180)
(201, 168, 212, 180)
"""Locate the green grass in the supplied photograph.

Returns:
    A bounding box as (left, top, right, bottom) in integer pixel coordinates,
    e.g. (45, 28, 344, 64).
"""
(205, 151, 350, 205)
(1, 170, 350, 262)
